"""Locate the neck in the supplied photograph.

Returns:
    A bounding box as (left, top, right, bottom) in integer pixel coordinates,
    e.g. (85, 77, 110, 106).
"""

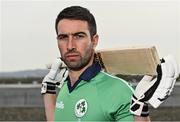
(68, 57, 94, 87)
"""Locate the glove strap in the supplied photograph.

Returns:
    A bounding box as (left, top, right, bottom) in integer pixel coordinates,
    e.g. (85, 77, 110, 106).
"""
(41, 82, 56, 94)
(130, 95, 149, 117)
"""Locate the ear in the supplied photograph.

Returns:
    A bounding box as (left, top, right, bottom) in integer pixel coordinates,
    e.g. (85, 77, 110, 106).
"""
(92, 34, 99, 49)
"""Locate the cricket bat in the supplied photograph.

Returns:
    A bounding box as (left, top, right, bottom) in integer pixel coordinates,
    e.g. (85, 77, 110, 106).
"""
(95, 46, 160, 75)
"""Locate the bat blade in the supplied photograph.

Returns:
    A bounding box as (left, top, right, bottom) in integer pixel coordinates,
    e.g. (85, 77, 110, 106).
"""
(96, 46, 160, 75)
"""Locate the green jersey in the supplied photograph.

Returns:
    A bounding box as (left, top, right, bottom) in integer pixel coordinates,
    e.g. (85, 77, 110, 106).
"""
(54, 62, 134, 121)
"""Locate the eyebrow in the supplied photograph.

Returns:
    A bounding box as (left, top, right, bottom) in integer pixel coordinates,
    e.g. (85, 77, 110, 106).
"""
(57, 33, 68, 39)
(57, 31, 87, 38)
(72, 32, 87, 36)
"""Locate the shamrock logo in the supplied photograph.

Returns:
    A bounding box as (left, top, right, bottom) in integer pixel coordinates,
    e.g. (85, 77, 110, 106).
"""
(74, 99, 88, 118)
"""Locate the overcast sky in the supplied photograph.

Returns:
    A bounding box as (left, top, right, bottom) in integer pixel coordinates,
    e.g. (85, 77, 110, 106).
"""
(0, 0, 180, 72)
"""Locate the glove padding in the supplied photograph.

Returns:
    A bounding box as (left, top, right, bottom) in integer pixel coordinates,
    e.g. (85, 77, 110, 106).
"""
(130, 55, 179, 116)
(130, 69, 161, 117)
(149, 55, 179, 108)
(41, 58, 68, 94)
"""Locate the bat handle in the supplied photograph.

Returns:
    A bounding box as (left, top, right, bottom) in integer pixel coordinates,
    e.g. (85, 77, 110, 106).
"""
(94, 53, 107, 72)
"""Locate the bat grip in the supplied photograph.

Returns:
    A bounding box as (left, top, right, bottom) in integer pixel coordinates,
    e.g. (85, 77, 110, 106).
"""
(94, 53, 107, 72)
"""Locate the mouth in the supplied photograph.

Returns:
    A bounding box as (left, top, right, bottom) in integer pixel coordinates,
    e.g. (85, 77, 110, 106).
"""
(65, 53, 80, 61)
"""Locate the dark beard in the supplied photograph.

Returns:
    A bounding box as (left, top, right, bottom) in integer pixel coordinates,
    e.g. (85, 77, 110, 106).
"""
(67, 53, 93, 71)
(62, 47, 94, 71)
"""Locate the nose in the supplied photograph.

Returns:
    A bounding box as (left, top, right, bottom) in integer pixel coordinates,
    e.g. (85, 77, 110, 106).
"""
(67, 36, 75, 51)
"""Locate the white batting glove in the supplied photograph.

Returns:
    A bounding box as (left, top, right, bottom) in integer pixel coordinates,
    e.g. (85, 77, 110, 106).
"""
(149, 55, 179, 108)
(130, 71, 161, 117)
(41, 58, 68, 94)
(130, 55, 179, 117)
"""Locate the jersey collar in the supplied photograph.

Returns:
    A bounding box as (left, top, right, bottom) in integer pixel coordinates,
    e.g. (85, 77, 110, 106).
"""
(67, 62, 101, 93)
(79, 62, 101, 81)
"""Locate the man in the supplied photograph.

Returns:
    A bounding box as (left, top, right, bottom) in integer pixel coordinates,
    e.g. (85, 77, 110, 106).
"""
(41, 6, 178, 121)
(42, 6, 136, 121)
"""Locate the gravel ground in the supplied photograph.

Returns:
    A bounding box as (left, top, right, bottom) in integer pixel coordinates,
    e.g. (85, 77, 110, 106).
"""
(149, 107, 180, 121)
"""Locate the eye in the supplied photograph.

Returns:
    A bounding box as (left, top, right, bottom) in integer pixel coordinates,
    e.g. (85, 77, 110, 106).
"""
(74, 33, 85, 39)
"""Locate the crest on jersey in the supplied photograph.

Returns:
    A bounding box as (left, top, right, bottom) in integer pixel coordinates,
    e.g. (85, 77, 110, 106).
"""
(74, 99, 88, 118)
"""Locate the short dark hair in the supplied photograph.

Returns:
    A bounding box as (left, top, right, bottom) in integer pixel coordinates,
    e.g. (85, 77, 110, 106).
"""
(55, 6, 97, 37)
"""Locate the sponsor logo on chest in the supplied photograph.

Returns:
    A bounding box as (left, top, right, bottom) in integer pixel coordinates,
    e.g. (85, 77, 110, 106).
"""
(56, 101, 64, 109)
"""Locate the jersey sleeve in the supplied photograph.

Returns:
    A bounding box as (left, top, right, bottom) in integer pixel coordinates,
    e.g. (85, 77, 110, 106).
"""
(98, 76, 134, 121)
(114, 100, 134, 121)
(114, 79, 134, 121)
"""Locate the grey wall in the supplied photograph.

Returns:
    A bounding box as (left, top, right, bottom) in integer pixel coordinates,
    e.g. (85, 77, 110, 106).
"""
(0, 83, 180, 107)
(0, 84, 43, 107)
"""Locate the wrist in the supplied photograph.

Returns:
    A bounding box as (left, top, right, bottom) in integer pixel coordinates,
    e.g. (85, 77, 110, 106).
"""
(41, 82, 56, 94)
(130, 95, 149, 117)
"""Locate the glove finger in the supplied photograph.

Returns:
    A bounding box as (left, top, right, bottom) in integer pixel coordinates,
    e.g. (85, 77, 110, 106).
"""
(148, 55, 179, 108)
(48, 58, 65, 80)
(56, 68, 69, 89)
(51, 58, 63, 71)
(134, 75, 154, 99)
(163, 55, 179, 78)
(55, 68, 67, 81)
(134, 64, 162, 102)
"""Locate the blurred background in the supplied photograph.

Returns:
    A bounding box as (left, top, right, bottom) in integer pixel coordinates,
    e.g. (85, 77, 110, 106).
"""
(0, 0, 180, 121)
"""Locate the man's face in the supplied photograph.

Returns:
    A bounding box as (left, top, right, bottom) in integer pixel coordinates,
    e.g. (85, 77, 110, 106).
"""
(57, 19, 98, 71)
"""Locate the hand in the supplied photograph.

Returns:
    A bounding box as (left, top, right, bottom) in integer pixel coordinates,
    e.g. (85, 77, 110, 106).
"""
(41, 58, 68, 94)
(130, 55, 179, 116)
(149, 55, 179, 108)
(130, 75, 159, 117)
